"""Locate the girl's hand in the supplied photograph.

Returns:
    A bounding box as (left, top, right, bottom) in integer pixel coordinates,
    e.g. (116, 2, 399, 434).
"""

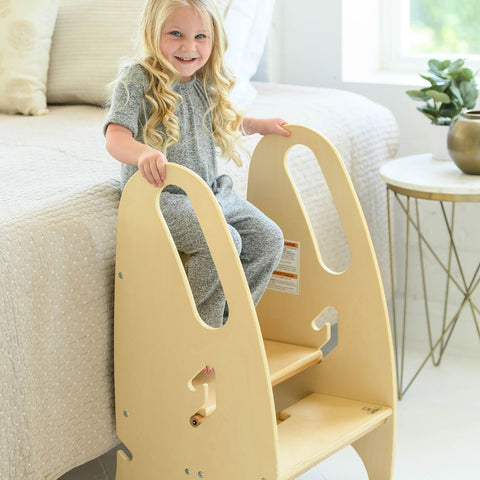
(137, 147, 167, 188)
(105, 123, 167, 188)
(243, 117, 291, 137)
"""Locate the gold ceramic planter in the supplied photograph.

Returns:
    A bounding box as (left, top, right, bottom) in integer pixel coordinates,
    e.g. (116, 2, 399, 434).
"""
(447, 110, 480, 175)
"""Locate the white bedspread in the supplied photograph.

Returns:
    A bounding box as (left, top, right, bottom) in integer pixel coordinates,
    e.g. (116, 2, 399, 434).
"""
(0, 83, 398, 479)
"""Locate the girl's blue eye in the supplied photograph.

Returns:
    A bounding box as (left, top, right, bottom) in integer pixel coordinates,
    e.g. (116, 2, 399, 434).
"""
(195, 34, 207, 39)
(170, 31, 181, 37)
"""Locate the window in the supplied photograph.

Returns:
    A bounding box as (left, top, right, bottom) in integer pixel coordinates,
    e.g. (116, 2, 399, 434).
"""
(383, 0, 480, 73)
(410, 0, 480, 55)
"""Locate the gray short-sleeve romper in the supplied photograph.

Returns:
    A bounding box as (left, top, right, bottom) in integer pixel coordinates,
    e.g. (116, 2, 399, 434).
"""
(105, 64, 283, 327)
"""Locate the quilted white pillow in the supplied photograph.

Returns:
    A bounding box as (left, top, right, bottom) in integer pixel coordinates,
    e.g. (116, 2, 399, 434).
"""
(0, 0, 59, 115)
(47, 0, 232, 106)
(47, 0, 146, 106)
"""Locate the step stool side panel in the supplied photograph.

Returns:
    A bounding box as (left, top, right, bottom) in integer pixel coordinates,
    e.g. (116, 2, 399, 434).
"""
(248, 126, 396, 479)
(248, 126, 396, 405)
(114, 168, 278, 479)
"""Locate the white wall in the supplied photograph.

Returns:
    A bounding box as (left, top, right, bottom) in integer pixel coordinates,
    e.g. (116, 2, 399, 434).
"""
(269, 0, 480, 356)
(270, 0, 432, 157)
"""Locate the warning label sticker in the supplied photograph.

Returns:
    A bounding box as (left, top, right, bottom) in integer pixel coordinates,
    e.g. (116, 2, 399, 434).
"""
(267, 240, 300, 295)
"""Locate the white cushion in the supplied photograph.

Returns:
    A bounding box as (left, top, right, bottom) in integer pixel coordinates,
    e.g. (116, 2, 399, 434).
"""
(0, 0, 59, 115)
(47, 0, 146, 106)
(224, 0, 275, 107)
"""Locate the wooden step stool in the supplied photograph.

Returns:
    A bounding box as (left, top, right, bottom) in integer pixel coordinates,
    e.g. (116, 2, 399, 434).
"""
(114, 125, 397, 480)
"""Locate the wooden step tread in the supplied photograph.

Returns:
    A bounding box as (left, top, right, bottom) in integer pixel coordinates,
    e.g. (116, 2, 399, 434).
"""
(264, 340, 323, 386)
(276, 393, 393, 480)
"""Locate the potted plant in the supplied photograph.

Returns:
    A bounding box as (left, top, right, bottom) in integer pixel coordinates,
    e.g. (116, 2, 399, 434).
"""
(406, 58, 479, 159)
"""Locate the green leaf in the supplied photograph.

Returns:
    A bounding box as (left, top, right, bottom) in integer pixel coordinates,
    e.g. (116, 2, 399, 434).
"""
(458, 67, 474, 81)
(428, 59, 442, 71)
(406, 89, 428, 100)
(425, 83, 451, 94)
(438, 103, 458, 119)
(449, 84, 463, 104)
(416, 106, 436, 122)
(438, 59, 452, 71)
(425, 89, 451, 103)
(428, 59, 450, 75)
(460, 82, 479, 109)
(448, 59, 465, 74)
(420, 74, 448, 86)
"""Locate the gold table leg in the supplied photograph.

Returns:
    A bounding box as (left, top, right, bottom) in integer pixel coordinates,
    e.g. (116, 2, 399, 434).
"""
(387, 189, 480, 399)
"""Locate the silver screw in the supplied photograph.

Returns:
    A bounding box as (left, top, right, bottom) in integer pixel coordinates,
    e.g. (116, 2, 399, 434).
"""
(123, 410, 129, 417)
(198, 473, 204, 478)
(185, 468, 191, 475)
(118, 272, 124, 279)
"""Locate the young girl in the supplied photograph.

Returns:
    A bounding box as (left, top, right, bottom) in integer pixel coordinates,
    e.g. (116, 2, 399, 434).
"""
(105, 0, 289, 329)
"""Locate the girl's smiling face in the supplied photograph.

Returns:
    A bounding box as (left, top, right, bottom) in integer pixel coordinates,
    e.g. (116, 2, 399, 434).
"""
(160, 5, 212, 82)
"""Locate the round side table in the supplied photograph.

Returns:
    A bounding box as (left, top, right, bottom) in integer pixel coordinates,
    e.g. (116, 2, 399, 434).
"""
(380, 153, 480, 399)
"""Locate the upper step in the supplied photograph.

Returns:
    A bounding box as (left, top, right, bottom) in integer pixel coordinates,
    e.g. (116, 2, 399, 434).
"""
(264, 340, 324, 386)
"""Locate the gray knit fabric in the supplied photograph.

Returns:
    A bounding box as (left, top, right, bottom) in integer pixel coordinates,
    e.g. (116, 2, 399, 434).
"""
(160, 179, 284, 327)
(105, 63, 284, 328)
(104, 63, 217, 191)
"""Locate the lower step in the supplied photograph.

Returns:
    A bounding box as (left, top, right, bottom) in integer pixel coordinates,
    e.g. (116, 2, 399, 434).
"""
(277, 393, 393, 480)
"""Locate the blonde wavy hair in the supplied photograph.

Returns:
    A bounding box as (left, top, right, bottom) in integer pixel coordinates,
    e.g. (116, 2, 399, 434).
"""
(139, 0, 244, 166)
